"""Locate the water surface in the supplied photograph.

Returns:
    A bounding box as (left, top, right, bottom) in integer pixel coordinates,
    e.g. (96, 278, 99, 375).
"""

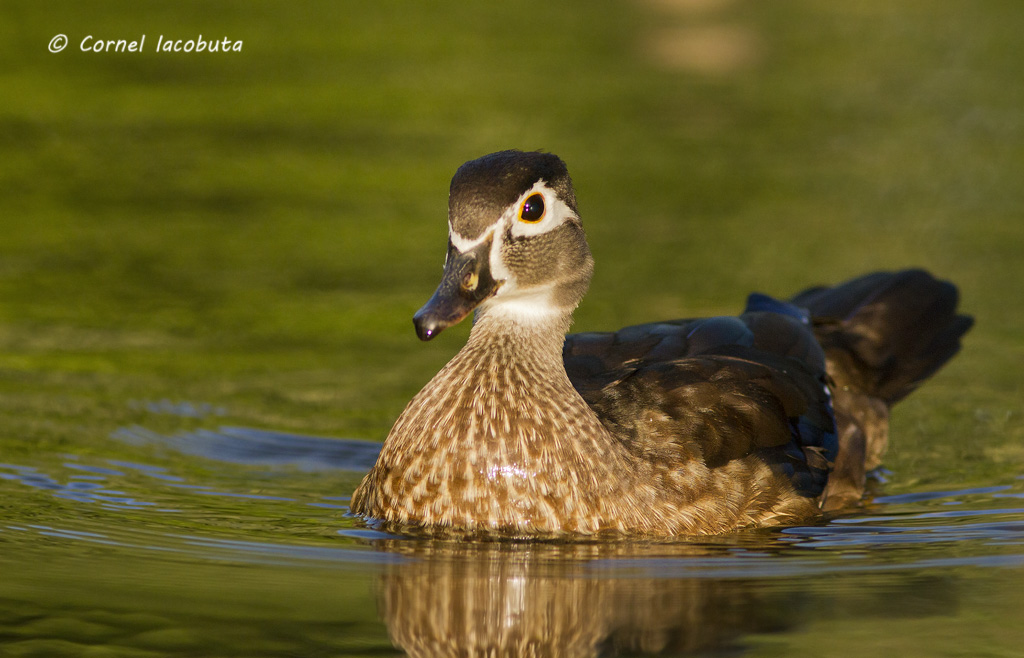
(3, 422, 1023, 657)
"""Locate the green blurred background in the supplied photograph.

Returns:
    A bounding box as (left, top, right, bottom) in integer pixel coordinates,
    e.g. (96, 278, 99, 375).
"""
(1, 0, 1021, 480)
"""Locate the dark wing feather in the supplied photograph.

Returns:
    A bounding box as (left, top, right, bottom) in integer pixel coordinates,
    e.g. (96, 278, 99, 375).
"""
(564, 304, 838, 498)
(563, 316, 754, 394)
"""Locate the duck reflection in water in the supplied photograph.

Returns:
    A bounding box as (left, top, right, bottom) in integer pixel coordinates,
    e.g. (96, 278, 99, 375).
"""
(365, 538, 957, 658)
(376, 540, 793, 657)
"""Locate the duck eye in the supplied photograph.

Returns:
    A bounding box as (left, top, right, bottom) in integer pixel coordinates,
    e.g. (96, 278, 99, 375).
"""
(519, 193, 545, 223)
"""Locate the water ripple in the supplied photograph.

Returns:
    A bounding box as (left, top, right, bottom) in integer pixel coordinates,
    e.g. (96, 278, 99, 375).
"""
(875, 486, 1014, 505)
(111, 425, 381, 471)
(3, 427, 1023, 580)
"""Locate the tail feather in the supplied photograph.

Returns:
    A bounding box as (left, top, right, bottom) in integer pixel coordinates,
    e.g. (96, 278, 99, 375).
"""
(790, 269, 972, 510)
(792, 269, 973, 404)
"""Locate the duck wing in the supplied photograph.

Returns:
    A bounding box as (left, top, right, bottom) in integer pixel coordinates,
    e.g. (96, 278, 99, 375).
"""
(563, 300, 837, 498)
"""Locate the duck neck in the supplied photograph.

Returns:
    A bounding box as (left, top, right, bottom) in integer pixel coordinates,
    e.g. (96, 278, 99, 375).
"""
(464, 303, 573, 373)
(390, 301, 602, 461)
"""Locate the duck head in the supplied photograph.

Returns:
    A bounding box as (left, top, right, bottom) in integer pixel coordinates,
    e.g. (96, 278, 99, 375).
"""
(413, 150, 595, 340)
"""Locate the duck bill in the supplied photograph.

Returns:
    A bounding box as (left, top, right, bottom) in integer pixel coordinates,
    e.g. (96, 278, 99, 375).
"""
(412, 236, 501, 341)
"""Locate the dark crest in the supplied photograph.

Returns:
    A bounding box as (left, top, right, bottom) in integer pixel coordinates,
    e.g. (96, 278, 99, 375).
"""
(448, 150, 578, 239)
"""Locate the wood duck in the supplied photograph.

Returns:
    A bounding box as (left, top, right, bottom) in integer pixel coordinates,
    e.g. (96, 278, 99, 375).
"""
(351, 150, 973, 537)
